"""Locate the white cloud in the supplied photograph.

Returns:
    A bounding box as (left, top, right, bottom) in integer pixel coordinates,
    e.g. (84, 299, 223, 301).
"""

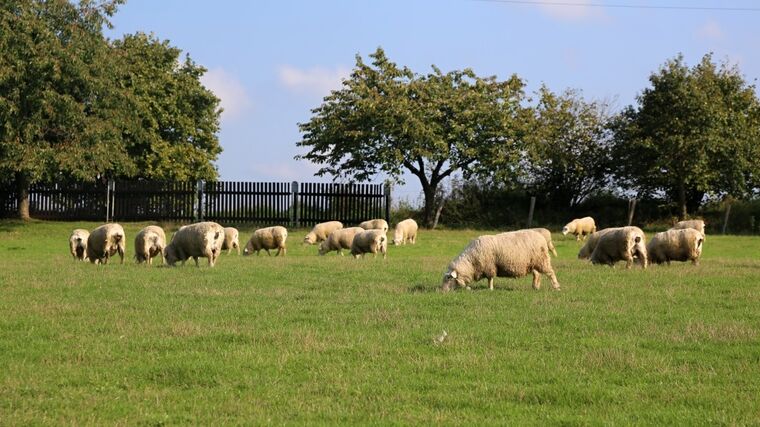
(697, 20, 724, 40)
(200, 68, 251, 120)
(536, 0, 607, 22)
(278, 65, 350, 96)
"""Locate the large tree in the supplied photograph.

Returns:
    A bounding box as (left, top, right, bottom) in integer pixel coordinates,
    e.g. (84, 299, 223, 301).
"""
(296, 48, 530, 227)
(112, 32, 222, 181)
(523, 86, 613, 207)
(0, 0, 222, 219)
(0, 0, 132, 219)
(611, 54, 760, 218)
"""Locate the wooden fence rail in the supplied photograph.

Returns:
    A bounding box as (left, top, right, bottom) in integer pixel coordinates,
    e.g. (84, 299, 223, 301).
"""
(0, 180, 390, 226)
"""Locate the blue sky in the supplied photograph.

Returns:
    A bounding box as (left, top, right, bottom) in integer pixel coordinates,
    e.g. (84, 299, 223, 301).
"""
(105, 0, 760, 205)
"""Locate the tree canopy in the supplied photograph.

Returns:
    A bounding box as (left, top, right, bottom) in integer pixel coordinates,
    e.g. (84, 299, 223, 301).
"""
(611, 53, 760, 218)
(0, 0, 221, 219)
(296, 47, 530, 227)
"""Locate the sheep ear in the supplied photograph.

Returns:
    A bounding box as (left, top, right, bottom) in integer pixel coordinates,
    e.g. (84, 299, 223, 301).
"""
(449, 270, 457, 279)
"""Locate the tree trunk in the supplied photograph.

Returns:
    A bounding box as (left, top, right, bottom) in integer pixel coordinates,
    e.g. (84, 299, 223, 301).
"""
(16, 173, 31, 221)
(677, 180, 687, 220)
(421, 183, 437, 228)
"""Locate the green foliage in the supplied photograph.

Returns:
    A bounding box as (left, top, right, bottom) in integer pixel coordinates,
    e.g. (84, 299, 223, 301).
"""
(112, 33, 222, 181)
(611, 54, 760, 218)
(297, 47, 530, 226)
(524, 87, 613, 207)
(1, 221, 760, 424)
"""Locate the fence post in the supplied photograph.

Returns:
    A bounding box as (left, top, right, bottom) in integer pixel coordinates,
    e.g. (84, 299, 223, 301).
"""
(110, 180, 116, 222)
(105, 180, 111, 223)
(722, 202, 732, 235)
(627, 198, 637, 226)
(196, 180, 205, 222)
(384, 182, 391, 224)
(291, 181, 299, 228)
(527, 196, 536, 228)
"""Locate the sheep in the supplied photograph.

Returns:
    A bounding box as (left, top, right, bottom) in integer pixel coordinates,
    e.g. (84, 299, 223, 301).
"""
(523, 227, 557, 257)
(164, 221, 224, 267)
(441, 230, 560, 292)
(577, 228, 616, 260)
(358, 219, 389, 233)
(589, 226, 648, 269)
(350, 229, 388, 259)
(318, 227, 365, 256)
(672, 219, 706, 236)
(392, 219, 418, 245)
(221, 227, 240, 255)
(134, 225, 167, 265)
(86, 223, 126, 265)
(647, 228, 704, 266)
(562, 216, 597, 241)
(303, 221, 344, 245)
(244, 226, 288, 256)
(69, 229, 89, 261)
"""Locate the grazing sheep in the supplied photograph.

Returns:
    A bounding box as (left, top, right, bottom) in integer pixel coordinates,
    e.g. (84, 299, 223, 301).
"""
(562, 217, 597, 241)
(69, 229, 90, 261)
(134, 225, 166, 265)
(350, 229, 388, 259)
(589, 226, 648, 269)
(672, 219, 706, 236)
(222, 227, 240, 255)
(392, 219, 418, 245)
(303, 221, 344, 245)
(358, 219, 389, 233)
(165, 222, 224, 267)
(523, 227, 557, 257)
(86, 223, 126, 265)
(577, 228, 616, 260)
(244, 226, 288, 256)
(318, 227, 365, 256)
(647, 228, 704, 265)
(442, 230, 560, 292)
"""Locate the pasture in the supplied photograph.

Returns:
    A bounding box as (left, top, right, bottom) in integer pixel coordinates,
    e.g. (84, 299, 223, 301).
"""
(1, 221, 759, 424)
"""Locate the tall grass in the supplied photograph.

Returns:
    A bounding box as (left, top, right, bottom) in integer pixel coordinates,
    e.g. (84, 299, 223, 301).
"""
(1, 221, 758, 424)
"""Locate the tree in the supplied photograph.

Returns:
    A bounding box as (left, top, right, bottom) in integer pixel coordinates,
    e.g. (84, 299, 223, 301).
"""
(0, 0, 132, 219)
(611, 54, 760, 219)
(112, 32, 222, 181)
(296, 48, 530, 227)
(523, 86, 613, 207)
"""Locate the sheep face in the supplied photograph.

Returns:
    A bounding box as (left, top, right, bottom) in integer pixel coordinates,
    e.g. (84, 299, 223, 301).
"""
(318, 241, 329, 256)
(303, 233, 317, 245)
(164, 246, 179, 266)
(562, 226, 570, 235)
(441, 270, 465, 292)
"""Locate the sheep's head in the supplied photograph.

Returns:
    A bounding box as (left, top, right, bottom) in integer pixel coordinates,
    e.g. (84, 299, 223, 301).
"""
(441, 269, 465, 292)
(392, 229, 404, 245)
(164, 245, 179, 266)
(561, 226, 570, 235)
(303, 232, 317, 245)
(243, 239, 254, 256)
(317, 241, 329, 256)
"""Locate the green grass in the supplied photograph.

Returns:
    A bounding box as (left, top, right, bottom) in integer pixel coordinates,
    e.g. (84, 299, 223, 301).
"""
(1, 220, 759, 425)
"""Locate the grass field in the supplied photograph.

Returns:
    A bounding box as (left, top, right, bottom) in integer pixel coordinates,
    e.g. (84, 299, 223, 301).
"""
(1, 220, 759, 425)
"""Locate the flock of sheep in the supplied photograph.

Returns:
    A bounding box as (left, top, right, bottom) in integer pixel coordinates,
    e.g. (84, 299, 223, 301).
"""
(66, 218, 417, 267)
(67, 215, 705, 291)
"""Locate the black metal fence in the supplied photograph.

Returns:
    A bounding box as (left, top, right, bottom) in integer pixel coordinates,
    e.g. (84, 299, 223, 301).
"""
(0, 180, 390, 226)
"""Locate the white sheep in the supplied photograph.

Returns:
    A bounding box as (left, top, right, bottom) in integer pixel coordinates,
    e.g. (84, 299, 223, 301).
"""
(303, 221, 344, 245)
(165, 222, 224, 267)
(86, 223, 126, 265)
(244, 226, 288, 256)
(69, 229, 89, 261)
(134, 225, 166, 265)
(318, 227, 365, 256)
(562, 217, 597, 241)
(221, 227, 240, 255)
(523, 227, 557, 257)
(358, 219, 389, 233)
(647, 228, 704, 266)
(577, 228, 615, 260)
(589, 226, 647, 269)
(350, 229, 387, 259)
(442, 230, 560, 291)
(392, 219, 418, 245)
(672, 219, 706, 236)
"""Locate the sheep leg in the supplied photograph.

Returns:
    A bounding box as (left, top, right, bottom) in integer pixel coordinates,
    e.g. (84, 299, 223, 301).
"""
(532, 270, 541, 290)
(488, 277, 494, 291)
(265, 249, 271, 256)
(193, 256, 200, 267)
(118, 247, 125, 264)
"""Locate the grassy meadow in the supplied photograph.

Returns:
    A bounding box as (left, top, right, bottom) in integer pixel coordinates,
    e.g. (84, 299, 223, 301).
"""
(1, 220, 759, 425)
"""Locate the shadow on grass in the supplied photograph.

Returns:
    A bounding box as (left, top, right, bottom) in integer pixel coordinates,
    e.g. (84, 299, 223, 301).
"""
(407, 283, 520, 293)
